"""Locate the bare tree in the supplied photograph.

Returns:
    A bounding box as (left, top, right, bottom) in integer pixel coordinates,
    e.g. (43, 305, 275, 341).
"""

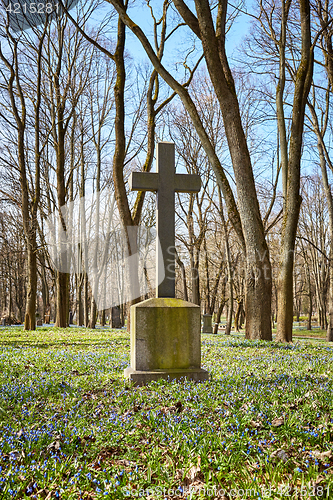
(0, 19, 48, 330)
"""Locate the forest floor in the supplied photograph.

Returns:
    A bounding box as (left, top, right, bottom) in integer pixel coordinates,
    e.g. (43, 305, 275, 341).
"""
(0, 327, 332, 499)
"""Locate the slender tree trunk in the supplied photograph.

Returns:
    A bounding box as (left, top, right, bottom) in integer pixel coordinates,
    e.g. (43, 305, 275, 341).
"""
(226, 291, 233, 336)
(175, 250, 188, 301)
(219, 191, 233, 336)
(203, 237, 210, 314)
(78, 276, 84, 326)
(308, 102, 333, 341)
(24, 244, 37, 330)
(276, 0, 313, 342)
(234, 300, 243, 333)
(328, 255, 333, 341)
(40, 256, 49, 320)
(307, 287, 312, 331)
(0, 33, 45, 330)
(55, 272, 69, 328)
(90, 300, 97, 329)
(84, 273, 89, 327)
(190, 250, 200, 305)
(213, 296, 225, 335)
(54, 127, 69, 327)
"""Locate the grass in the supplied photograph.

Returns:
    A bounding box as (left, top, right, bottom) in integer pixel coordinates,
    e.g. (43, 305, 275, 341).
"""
(292, 329, 327, 340)
(0, 328, 332, 499)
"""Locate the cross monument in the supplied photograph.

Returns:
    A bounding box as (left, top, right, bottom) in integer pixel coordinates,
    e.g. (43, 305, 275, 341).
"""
(124, 141, 209, 385)
(129, 142, 201, 297)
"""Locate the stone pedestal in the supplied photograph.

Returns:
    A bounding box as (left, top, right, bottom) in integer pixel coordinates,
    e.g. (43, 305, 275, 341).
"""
(124, 298, 209, 385)
(202, 314, 213, 334)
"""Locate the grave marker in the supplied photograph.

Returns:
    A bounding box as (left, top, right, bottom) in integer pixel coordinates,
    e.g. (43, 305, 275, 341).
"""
(124, 142, 209, 385)
(110, 306, 122, 328)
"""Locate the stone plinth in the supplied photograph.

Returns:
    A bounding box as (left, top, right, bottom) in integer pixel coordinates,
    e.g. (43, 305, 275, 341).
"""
(202, 314, 213, 334)
(124, 298, 209, 385)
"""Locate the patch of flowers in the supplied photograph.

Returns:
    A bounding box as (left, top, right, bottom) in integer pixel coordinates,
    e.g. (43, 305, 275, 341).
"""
(0, 328, 332, 498)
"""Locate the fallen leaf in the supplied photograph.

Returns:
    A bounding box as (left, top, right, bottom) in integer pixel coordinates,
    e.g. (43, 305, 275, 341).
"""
(271, 449, 289, 462)
(272, 417, 284, 427)
(250, 420, 262, 429)
(187, 464, 201, 481)
(312, 450, 332, 462)
(47, 440, 60, 452)
(36, 489, 50, 499)
(9, 450, 22, 460)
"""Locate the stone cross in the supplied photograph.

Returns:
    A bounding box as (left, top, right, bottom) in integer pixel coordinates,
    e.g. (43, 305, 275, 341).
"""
(129, 142, 201, 298)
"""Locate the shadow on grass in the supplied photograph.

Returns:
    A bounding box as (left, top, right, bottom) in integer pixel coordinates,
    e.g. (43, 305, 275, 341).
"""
(0, 340, 129, 349)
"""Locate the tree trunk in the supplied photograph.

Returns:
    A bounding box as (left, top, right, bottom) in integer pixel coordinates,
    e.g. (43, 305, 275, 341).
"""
(213, 298, 225, 335)
(317, 5, 333, 341)
(24, 243, 37, 330)
(0, 36, 44, 331)
(100, 309, 105, 327)
(89, 298, 97, 329)
(276, 0, 313, 342)
(308, 103, 333, 340)
(226, 289, 233, 336)
(244, 252, 272, 339)
(203, 237, 210, 313)
(84, 273, 89, 327)
(55, 271, 69, 328)
(190, 250, 200, 305)
(76, 274, 84, 326)
(175, 250, 188, 301)
(110, 0, 273, 340)
(40, 255, 49, 321)
(219, 194, 233, 336)
(307, 287, 312, 331)
(234, 300, 243, 333)
(328, 258, 333, 341)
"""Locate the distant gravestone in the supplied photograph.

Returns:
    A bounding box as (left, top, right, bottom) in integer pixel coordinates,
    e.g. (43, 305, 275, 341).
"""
(124, 142, 209, 385)
(110, 306, 121, 328)
(202, 314, 213, 334)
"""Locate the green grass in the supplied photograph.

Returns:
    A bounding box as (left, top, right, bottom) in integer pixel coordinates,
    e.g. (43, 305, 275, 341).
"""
(0, 328, 332, 499)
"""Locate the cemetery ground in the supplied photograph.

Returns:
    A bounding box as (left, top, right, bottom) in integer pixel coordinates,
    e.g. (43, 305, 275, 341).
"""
(0, 329, 332, 499)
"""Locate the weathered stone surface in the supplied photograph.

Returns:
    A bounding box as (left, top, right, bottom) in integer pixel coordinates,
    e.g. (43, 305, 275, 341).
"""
(124, 297, 209, 385)
(202, 314, 213, 334)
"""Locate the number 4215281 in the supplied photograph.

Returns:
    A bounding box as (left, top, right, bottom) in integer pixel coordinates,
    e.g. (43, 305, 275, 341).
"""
(5, 3, 59, 14)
